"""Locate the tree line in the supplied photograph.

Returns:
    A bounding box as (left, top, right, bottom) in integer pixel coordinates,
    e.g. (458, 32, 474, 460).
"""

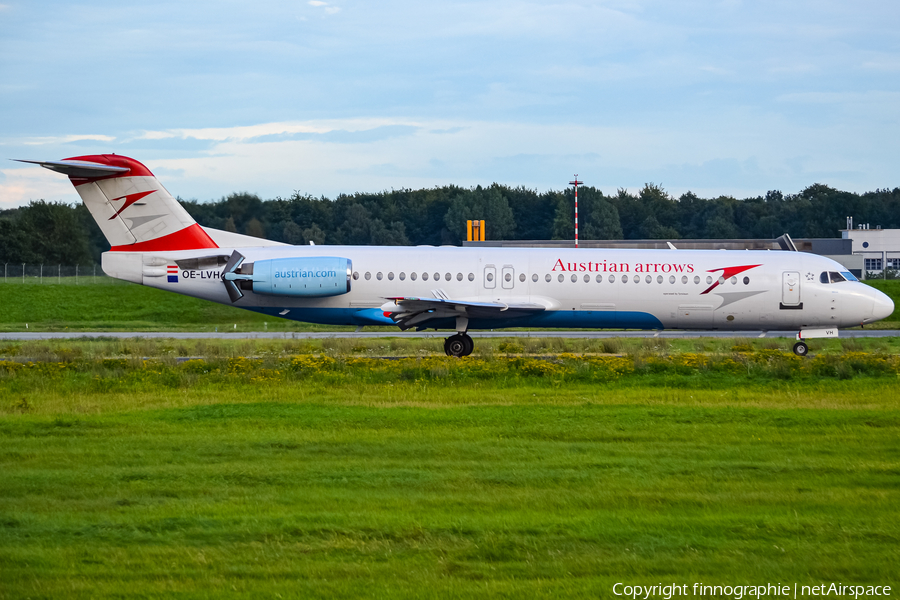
(2, 183, 900, 265)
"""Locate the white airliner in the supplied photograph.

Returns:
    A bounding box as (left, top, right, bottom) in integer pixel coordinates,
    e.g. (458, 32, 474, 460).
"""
(19, 155, 894, 356)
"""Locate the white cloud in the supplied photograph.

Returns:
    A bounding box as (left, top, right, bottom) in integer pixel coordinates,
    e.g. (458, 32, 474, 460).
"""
(308, 1, 326, 5)
(0, 167, 79, 208)
(14, 134, 116, 146)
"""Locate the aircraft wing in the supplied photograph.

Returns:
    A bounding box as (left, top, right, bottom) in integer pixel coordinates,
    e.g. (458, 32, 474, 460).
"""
(381, 295, 545, 330)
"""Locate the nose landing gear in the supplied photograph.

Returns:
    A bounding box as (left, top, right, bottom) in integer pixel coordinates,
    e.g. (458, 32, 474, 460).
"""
(444, 333, 474, 357)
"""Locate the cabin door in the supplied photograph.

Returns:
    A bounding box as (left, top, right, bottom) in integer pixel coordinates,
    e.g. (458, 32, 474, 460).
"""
(782, 271, 801, 306)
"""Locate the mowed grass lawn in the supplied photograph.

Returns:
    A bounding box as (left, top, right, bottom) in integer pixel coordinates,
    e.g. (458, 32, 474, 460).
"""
(1, 372, 899, 598)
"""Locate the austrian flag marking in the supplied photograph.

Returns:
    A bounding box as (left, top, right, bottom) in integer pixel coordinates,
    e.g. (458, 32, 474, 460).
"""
(167, 265, 178, 283)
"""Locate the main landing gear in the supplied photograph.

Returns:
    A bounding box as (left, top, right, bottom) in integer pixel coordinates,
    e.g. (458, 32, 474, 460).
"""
(444, 333, 474, 357)
(792, 341, 809, 356)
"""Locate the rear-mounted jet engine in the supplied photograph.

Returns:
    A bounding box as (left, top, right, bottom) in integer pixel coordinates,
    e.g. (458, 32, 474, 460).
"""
(221, 251, 351, 302)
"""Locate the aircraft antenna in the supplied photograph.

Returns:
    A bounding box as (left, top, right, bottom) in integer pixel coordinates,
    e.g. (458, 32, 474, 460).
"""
(569, 176, 583, 248)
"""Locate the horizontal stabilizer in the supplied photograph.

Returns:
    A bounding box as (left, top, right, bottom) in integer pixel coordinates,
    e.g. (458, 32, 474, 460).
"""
(13, 159, 130, 179)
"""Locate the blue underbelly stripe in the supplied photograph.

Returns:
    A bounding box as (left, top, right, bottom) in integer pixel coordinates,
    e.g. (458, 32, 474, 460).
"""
(245, 307, 664, 330)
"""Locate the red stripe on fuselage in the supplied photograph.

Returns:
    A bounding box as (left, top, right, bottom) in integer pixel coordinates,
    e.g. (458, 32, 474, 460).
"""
(110, 223, 219, 252)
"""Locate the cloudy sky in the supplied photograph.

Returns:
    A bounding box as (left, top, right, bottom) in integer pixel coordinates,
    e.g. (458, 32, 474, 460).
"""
(1, 0, 898, 208)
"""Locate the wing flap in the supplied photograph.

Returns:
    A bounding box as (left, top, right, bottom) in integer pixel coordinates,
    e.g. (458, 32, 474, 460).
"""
(381, 296, 545, 330)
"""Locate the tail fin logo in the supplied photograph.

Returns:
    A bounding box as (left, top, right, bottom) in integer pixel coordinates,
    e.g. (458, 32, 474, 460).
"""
(108, 190, 155, 220)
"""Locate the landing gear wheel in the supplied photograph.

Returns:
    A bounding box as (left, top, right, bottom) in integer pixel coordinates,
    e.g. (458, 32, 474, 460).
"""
(793, 341, 809, 357)
(462, 334, 474, 357)
(444, 333, 474, 357)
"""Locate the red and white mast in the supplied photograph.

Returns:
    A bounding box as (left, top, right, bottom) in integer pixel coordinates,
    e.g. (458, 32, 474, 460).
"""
(569, 175, 582, 248)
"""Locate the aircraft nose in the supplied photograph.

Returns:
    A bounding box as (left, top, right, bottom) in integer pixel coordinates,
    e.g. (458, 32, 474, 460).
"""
(872, 289, 894, 322)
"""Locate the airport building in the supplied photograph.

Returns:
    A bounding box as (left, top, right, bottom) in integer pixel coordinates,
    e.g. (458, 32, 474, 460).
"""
(841, 225, 900, 275)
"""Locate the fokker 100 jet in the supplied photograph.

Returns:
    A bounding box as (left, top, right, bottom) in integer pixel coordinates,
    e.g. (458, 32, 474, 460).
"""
(18, 155, 894, 356)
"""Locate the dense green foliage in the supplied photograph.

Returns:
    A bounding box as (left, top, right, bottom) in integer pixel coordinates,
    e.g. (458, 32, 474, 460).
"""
(3, 183, 900, 264)
(0, 347, 898, 598)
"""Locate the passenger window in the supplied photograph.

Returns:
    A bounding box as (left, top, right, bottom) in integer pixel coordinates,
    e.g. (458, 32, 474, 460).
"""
(445, 273, 452, 281)
(399, 272, 406, 280)
(646, 275, 652, 283)
(387, 272, 394, 280)
(411, 272, 417, 281)
(545, 274, 551, 282)
(376, 272, 383, 280)
(609, 275, 615, 283)
(571, 274, 577, 282)
(468, 273, 475, 281)
(532, 274, 539, 282)
(621, 275, 628, 283)
(693, 276, 700, 284)
(457, 273, 463, 281)
(422, 272, 429, 281)
(558, 274, 564, 282)
(433, 273, 440, 281)
(682, 275, 688, 284)
(365, 272, 371, 280)
(657, 275, 663, 283)
(596, 274, 603, 283)
(352, 271, 359, 280)
(520, 273, 526, 282)
(669, 275, 675, 284)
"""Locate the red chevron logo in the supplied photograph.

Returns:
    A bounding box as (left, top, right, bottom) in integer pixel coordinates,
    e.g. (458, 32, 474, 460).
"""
(108, 190, 155, 220)
(700, 264, 762, 294)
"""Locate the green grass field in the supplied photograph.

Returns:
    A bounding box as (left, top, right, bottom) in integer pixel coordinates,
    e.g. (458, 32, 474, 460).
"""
(1, 278, 898, 332)
(1, 348, 899, 598)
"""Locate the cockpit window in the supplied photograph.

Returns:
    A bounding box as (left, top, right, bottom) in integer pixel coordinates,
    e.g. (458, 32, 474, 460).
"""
(821, 271, 855, 284)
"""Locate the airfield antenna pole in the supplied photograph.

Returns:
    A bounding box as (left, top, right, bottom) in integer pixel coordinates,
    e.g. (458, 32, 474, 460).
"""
(40, 264, 43, 285)
(22, 263, 25, 283)
(58, 264, 60, 284)
(4, 263, 7, 283)
(569, 176, 583, 248)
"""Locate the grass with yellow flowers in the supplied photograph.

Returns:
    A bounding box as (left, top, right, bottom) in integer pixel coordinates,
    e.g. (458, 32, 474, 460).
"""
(1, 343, 898, 598)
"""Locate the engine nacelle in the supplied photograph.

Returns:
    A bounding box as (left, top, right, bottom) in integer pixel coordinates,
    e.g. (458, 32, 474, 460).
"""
(227, 256, 352, 299)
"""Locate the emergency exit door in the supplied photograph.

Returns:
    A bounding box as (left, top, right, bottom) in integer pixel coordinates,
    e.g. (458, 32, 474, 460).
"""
(501, 265, 515, 289)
